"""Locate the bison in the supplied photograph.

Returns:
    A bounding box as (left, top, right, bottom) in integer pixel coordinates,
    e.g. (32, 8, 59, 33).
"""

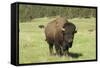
(45, 17, 77, 56)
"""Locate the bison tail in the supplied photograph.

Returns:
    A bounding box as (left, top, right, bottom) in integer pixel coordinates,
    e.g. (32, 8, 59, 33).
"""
(38, 25, 45, 29)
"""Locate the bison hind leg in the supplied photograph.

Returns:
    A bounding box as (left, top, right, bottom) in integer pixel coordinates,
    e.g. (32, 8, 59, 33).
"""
(48, 42, 54, 56)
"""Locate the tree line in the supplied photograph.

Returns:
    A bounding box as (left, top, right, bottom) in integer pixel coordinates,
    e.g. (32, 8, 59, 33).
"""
(19, 4, 96, 22)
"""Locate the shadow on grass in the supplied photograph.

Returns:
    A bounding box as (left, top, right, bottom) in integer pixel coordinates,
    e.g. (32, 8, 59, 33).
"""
(52, 52, 82, 58)
(68, 52, 83, 58)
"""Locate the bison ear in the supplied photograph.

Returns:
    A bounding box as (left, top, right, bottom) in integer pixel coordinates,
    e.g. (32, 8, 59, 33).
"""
(74, 30, 77, 33)
(61, 28, 65, 31)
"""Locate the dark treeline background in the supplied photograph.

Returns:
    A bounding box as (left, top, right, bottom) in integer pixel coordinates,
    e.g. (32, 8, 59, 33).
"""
(19, 4, 96, 22)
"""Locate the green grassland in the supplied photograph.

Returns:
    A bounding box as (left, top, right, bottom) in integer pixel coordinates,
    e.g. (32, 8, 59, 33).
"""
(19, 17, 96, 64)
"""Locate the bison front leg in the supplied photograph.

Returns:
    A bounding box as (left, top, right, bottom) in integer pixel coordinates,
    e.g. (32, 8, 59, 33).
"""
(60, 46, 64, 56)
(55, 44, 63, 56)
(55, 44, 59, 56)
(63, 47, 69, 57)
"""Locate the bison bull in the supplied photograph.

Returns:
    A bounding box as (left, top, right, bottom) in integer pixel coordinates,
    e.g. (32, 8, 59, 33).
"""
(45, 17, 77, 56)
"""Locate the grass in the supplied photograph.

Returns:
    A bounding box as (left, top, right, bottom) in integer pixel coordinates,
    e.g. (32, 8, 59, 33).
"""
(19, 17, 96, 64)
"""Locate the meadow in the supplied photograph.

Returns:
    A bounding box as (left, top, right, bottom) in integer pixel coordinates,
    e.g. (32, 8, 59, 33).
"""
(19, 17, 96, 64)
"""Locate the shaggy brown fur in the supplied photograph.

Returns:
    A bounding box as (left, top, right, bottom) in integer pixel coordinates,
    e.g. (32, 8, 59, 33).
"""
(45, 16, 77, 56)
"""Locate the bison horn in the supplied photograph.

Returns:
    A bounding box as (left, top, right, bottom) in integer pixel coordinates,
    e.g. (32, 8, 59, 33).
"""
(61, 28, 65, 31)
(76, 27, 78, 30)
(76, 27, 78, 31)
(75, 27, 78, 33)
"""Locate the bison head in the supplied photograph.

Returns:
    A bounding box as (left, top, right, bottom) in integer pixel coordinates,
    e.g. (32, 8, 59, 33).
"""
(61, 22, 77, 50)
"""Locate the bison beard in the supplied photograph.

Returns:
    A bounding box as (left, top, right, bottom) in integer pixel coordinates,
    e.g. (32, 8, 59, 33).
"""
(45, 17, 77, 56)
